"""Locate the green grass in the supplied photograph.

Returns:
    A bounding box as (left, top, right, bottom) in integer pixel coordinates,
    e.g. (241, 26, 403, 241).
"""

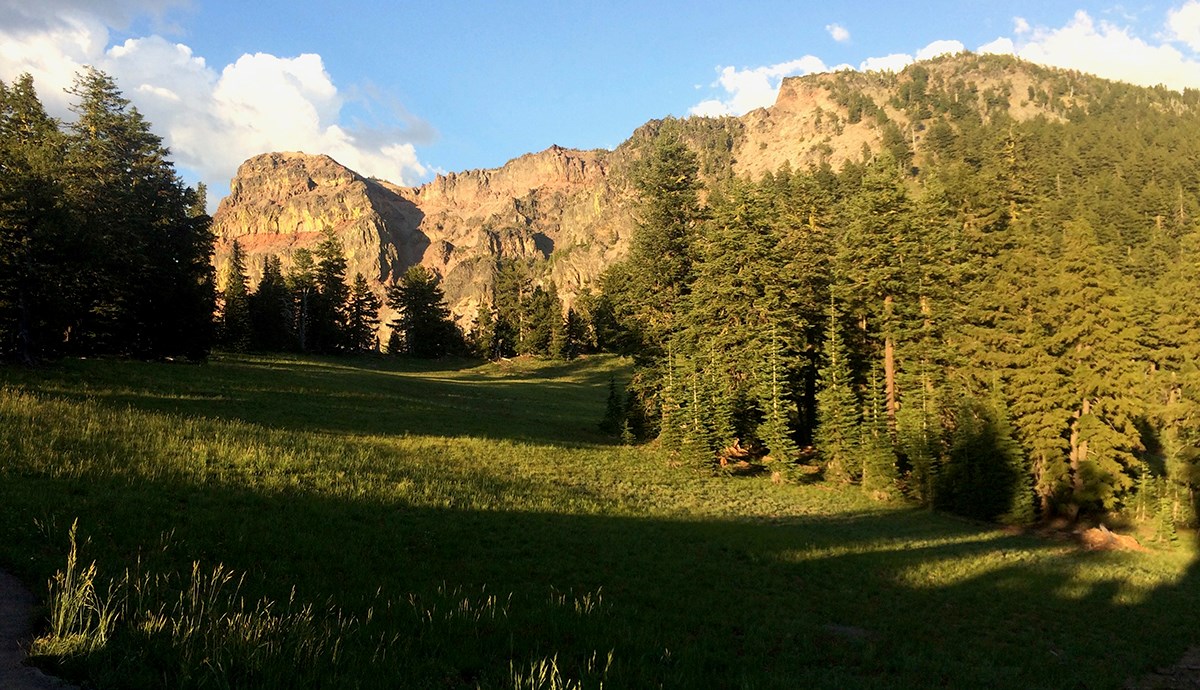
(0, 353, 1197, 688)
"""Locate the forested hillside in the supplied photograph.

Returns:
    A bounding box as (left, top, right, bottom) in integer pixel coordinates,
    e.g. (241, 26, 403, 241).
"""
(598, 54, 1200, 525)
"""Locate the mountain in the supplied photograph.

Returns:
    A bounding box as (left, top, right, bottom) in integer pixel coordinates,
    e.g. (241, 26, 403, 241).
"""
(210, 52, 1195, 327)
(212, 145, 636, 327)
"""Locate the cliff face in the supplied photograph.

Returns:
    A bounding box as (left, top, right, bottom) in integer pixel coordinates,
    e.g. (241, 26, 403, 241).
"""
(211, 54, 1106, 331)
(212, 146, 636, 326)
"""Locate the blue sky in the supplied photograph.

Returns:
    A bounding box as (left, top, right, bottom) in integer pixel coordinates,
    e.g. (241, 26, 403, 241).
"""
(5, 1, 1200, 207)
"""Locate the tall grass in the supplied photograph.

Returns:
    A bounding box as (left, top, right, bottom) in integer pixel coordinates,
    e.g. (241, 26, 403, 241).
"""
(1, 354, 1197, 688)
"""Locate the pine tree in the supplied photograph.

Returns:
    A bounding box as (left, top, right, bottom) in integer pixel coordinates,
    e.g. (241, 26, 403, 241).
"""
(286, 249, 317, 352)
(757, 326, 799, 465)
(217, 239, 251, 352)
(599, 376, 625, 436)
(607, 123, 704, 359)
(249, 256, 293, 351)
(386, 265, 459, 358)
(309, 228, 350, 353)
(64, 67, 214, 358)
(345, 273, 382, 353)
(0, 74, 74, 362)
(816, 301, 861, 483)
(861, 363, 899, 497)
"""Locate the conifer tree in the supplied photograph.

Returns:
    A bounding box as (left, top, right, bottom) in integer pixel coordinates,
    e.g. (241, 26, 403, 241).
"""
(599, 376, 625, 436)
(386, 265, 459, 358)
(860, 363, 899, 497)
(217, 240, 251, 352)
(0, 74, 73, 362)
(64, 67, 214, 358)
(345, 273, 382, 353)
(249, 256, 293, 351)
(606, 124, 704, 360)
(287, 249, 317, 352)
(757, 327, 799, 464)
(816, 301, 861, 482)
(310, 228, 350, 353)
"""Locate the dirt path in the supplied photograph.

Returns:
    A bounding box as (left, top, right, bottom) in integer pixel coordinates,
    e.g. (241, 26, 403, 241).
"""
(0, 569, 75, 690)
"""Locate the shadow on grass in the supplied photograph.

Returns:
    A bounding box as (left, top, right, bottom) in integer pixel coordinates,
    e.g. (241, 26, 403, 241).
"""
(3, 354, 1197, 687)
(9, 353, 627, 448)
(2, 463, 1197, 689)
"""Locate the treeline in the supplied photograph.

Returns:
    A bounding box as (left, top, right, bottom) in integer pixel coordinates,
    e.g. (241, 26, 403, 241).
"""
(218, 235, 599, 361)
(0, 70, 214, 361)
(597, 64, 1200, 529)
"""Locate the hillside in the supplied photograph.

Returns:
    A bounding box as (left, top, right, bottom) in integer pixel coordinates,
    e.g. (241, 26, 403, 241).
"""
(211, 52, 1200, 327)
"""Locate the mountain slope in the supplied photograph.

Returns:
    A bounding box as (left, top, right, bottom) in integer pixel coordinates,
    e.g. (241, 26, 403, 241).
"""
(211, 52, 1200, 326)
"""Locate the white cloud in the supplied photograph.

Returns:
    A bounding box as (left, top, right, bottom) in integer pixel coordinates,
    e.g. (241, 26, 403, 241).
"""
(989, 9, 1200, 91)
(826, 23, 850, 43)
(689, 56, 828, 116)
(978, 37, 1017, 55)
(915, 39, 965, 60)
(859, 53, 913, 73)
(0, 2, 433, 209)
(1168, 0, 1200, 51)
(1014, 17, 1032, 35)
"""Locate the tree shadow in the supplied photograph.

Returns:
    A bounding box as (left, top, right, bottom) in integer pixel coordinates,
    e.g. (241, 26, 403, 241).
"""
(3, 458, 1197, 688)
(13, 354, 626, 447)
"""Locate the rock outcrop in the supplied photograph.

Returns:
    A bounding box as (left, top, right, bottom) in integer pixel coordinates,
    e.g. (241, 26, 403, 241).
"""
(212, 146, 636, 327)
(211, 54, 1108, 332)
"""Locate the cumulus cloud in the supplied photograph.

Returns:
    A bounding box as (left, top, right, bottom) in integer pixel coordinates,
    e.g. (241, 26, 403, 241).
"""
(1168, 1, 1200, 51)
(859, 53, 913, 73)
(0, 1, 433, 209)
(826, 23, 850, 43)
(978, 9, 1200, 91)
(915, 39, 966, 60)
(690, 56, 829, 116)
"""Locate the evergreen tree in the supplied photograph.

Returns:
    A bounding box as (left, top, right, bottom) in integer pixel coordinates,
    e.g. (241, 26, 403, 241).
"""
(249, 256, 293, 351)
(860, 363, 899, 497)
(286, 249, 317, 352)
(386, 265, 459, 358)
(606, 124, 704, 360)
(816, 301, 861, 482)
(757, 327, 799, 464)
(599, 376, 625, 436)
(64, 67, 214, 358)
(345, 273, 382, 353)
(309, 228, 350, 353)
(0, 74, 74, 362)
(217, 239, 251, 352)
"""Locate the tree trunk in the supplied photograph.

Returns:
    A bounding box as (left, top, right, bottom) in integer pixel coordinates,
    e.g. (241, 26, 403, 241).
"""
(883, 295, 897, 426)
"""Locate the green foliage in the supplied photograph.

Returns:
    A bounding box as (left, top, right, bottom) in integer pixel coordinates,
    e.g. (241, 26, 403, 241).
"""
(386, 265, 461, 358)
(816, 301, 860, 482)
(249, 256, 293, 352)
(217, 240, 252, 352)
(1, 355, 1198, 689)
(0, 69, 214, 361)
(345, 273, 382, 353)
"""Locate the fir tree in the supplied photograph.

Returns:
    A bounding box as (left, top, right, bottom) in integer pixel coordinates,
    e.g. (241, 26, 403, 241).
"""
(386, 265, 459, 358)
(217, 239, 251, 352)
(816, 301, 861, 483)
(309, 228, 350, 353)
(249, 256, 293, 351)
(345, 273, 382, 353)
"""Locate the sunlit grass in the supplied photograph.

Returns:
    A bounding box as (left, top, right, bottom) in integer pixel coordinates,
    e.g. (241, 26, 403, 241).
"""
(0, 353, 1196, 688)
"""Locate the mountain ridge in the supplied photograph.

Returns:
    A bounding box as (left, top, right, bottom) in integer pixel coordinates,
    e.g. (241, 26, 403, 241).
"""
(211, 52, 1200, 329)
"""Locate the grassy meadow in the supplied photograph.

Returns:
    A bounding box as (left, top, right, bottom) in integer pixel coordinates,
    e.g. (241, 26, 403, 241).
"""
(0, 353, 1197, 688)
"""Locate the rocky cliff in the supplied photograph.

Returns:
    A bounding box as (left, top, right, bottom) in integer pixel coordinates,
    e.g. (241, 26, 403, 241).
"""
(212, 146, 636, 327)
(211, 53, 1105, 330)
